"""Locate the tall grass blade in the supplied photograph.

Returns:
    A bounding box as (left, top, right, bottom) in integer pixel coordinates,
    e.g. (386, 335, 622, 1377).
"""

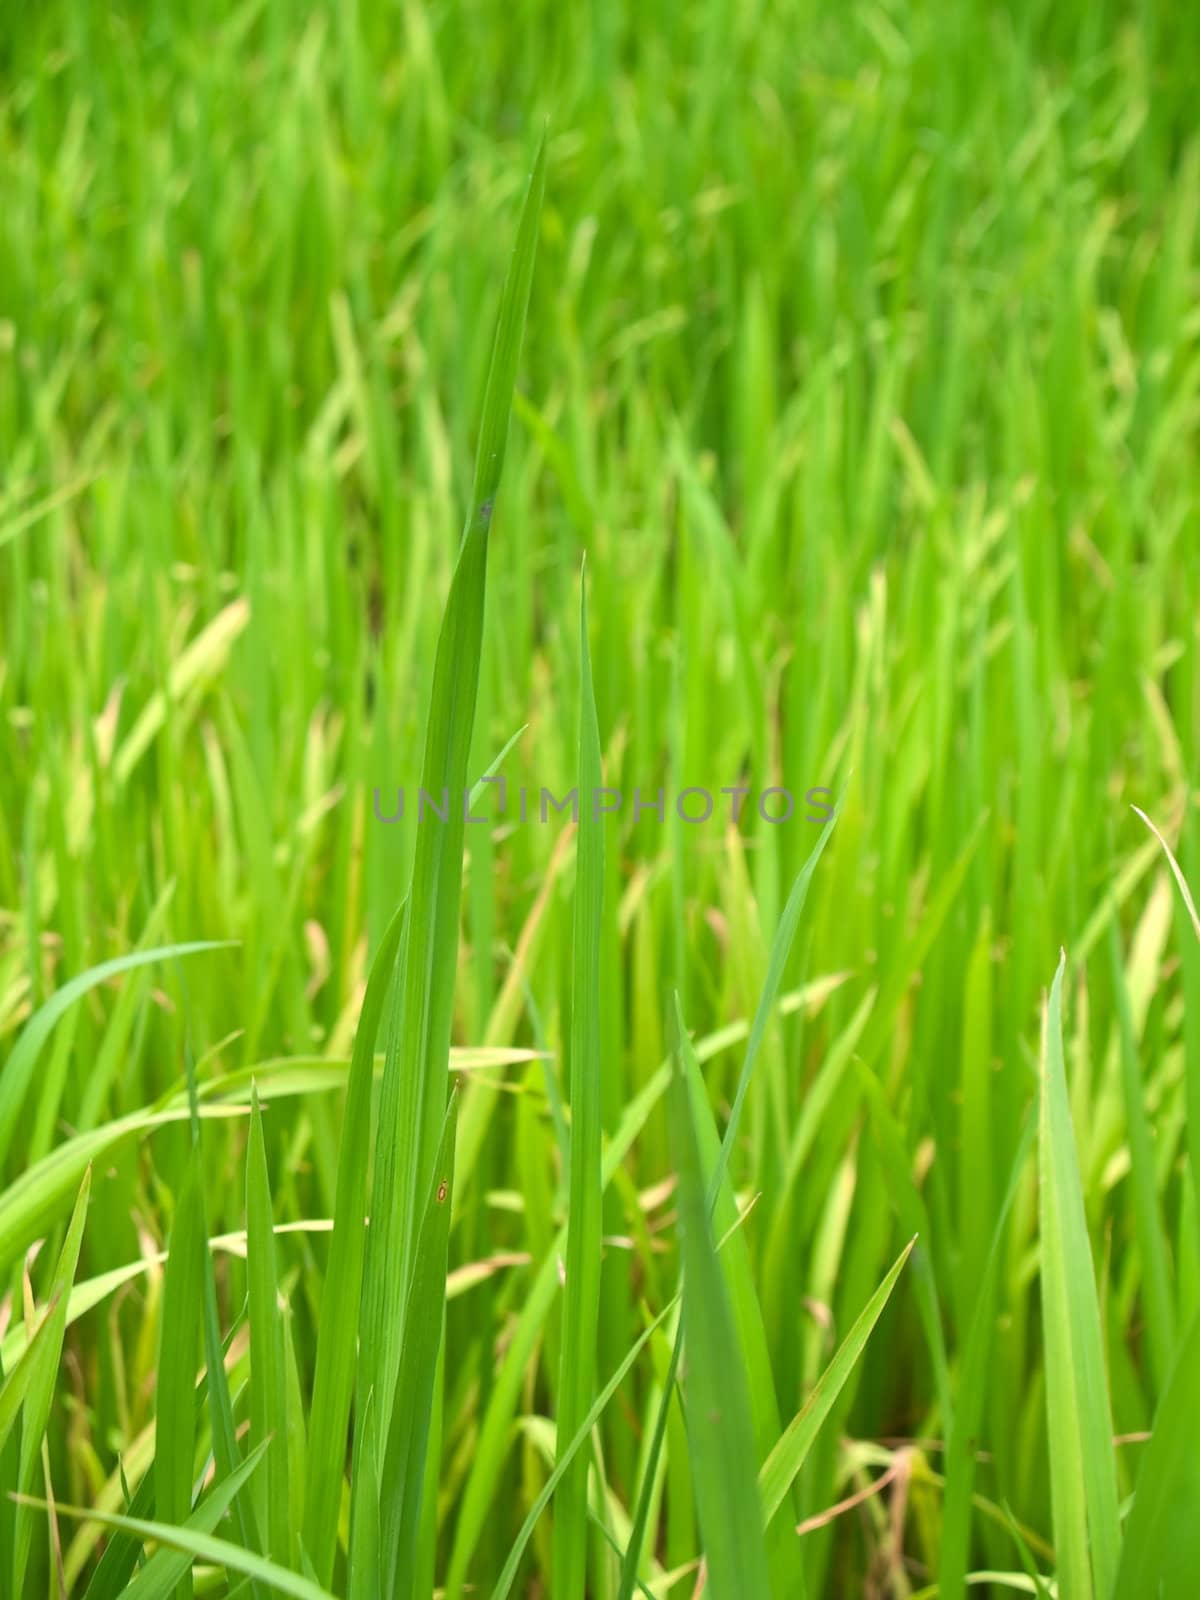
(1038, 953, 1120, 1600)
(358, 128, 546, 1466)
(670, 993, 772, 1599)
(758, 1235, 914, 1526)
(10, 1165, 90, 1595)
(1112, 1306, 1200, 1598)
(552, 570, 606, 1598)
(303, 896, 406, 1583)
(379, 1088, 459, 1599)
(247, 1084, 291, 1566)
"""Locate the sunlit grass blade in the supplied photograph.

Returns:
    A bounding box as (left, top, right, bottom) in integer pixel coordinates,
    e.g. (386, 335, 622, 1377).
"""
(247, 1084, 290, 1566)
(0, 941, 234, 1178)
(758, 1234, 914, 1527)
(302, 895, 406, 1584)
(1108, 917, 1175, 1389)
(1133, 805, 1200, 940)
(121, 1440, 269, 1600)
(9, 1165, 90, 1595)
(14, 1495, 339, 1600)
(1112, 1306, 1200, 1598)
(1038, 953, 1120, 1600)
(552, 570, 606, 1598)
(0, 1102, 249, 1288)
(379, 1087, 459, 1599)
(0, 1288, 66, 1459)
(670, 992, 772, 1600)
(358, 126, 546, 1467)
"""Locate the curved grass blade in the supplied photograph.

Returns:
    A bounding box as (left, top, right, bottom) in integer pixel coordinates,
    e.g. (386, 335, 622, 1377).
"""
(0, 941, 235, 1174)
(0, 1103, 249, 1288)
(13, 1495, 338, 1600)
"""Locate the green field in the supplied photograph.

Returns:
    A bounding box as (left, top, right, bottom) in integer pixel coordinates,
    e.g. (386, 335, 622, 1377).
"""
(2, 2, 1200, 1595)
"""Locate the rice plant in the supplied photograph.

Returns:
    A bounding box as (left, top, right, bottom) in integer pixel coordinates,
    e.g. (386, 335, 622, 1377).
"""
(2, 1, 1200, 1595)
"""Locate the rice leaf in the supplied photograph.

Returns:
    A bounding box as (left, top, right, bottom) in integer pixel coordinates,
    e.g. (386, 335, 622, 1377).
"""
(1112, 1305, 1200, 1598)
(758, 1235, 914, 1526)
(155, 1158, 206, 1600)
(9, 1165, 90, 1594)
(302, 895, 406, 1583)
(358, 127, 546, 1469)
(552, 569, 606, 1598)
(379, 1087, 459, 1599)
(247, 1084, 291, 1566)
(0, 941, 234, 1177)
(670, 992, 772, 1600)
(1038, 952, 1120, 1600)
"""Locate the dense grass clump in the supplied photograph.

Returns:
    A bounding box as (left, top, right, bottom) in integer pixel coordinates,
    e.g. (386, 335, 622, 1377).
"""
(2, 1, 1200, 1595)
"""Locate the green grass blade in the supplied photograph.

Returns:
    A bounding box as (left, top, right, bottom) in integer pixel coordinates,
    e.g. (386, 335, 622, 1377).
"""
(81, 1320, 247, 1600)
(16, 1496, 339, 1600)
(379, 1087, 459, 1599)
(122, 1440, 270, 1600)
(358, 127, 546, 1464)
(707, 795, 841, 1207)
(1038, 953, 1120, 1600)
(347, 1394, 381, 1600)
(670, 993, 772, 1600)
(0, 1287, 64, 1460)
(552, 570, 606, 1598)
(0, 1102, 249, 1295)
(180, 998, 266, 1593)
(155, 1156, 206, 1600)
(939, 1110, 1037, 1600)
(0, 941, 234, 1176)
(618, 808, 839, 1600)
(1112, 1306, 1200, 1599)
(1109, 916, 1175, 1389)
(758, 1236, 915, 1527)
(302, 893, 407, 1583)
(488, 1300, 676, 1600)
(10, 1165, 90, 1594)
(247, 1084, 291, 1566)
(445, 1064, 672, 1595)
